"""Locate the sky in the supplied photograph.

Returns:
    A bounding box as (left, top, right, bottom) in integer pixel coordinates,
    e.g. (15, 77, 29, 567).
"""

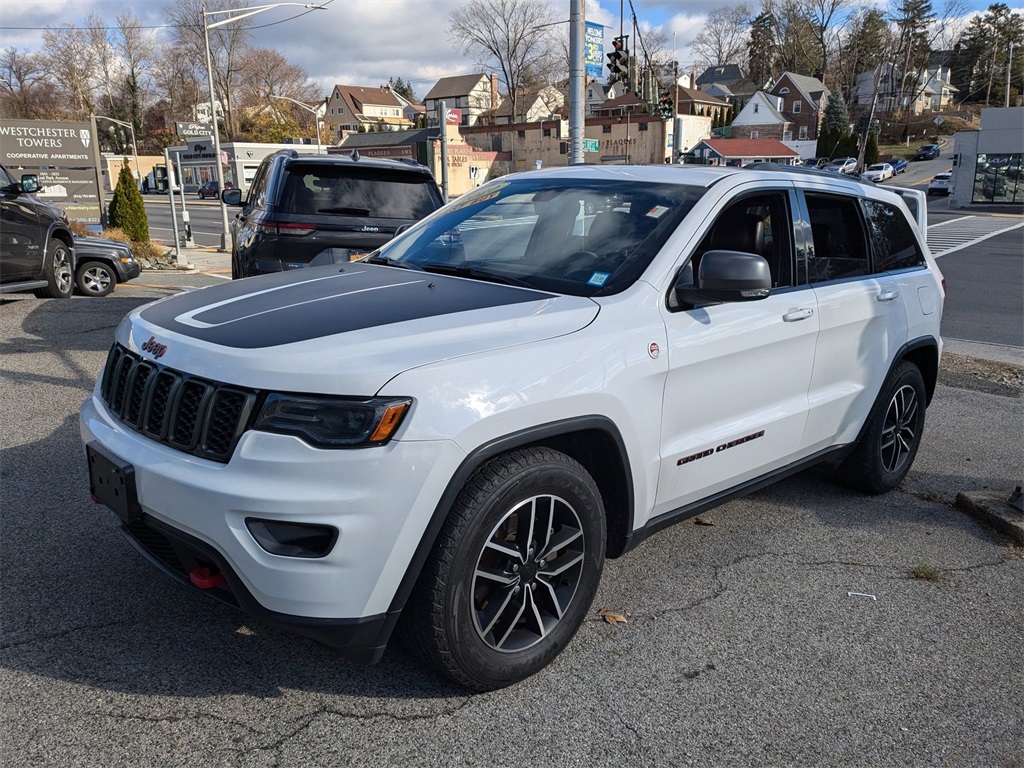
(1, 0, 1020, 101)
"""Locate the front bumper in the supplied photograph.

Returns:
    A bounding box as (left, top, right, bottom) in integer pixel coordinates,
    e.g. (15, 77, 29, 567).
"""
(80, 392, 466, 657)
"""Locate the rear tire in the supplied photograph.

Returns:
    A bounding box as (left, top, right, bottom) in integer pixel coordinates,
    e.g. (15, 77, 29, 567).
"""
(33, 238, 74, 299)
(838, 361, 926, 494)
(401, 447, 606, 691)
(75, 261, 116, 297)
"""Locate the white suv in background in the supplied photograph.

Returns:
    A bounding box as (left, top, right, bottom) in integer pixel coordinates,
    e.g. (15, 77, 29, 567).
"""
(82, 164, 944, 691)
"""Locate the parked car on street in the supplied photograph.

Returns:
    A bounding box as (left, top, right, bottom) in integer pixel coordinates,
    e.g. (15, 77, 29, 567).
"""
(825, 157, 858, 174)
(927, 172, 953, 196)
(0, 163, 76, 299)
(913, 144, 940, 161)
(862, 163, 894, 182)
(72, 236, 141, 297)
(891, 159, 908, 174)
(198, 180, 233, 199)
(222, 150, 444, 279)
(801, 157, 830, 168)
(82, 163, 943, 691)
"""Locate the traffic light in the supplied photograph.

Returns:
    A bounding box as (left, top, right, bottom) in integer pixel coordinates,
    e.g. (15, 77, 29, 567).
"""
(606, 36, 629, 82)
(658, 91, 674, 120)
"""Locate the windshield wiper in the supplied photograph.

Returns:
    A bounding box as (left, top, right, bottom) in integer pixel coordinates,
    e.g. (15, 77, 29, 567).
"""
(317, 206, 371, 215)
(419, 263, 535, 289)
(363, 254, 424, 271)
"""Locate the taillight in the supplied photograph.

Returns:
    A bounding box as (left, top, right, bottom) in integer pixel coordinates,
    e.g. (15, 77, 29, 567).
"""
(253, 220, 316, 237)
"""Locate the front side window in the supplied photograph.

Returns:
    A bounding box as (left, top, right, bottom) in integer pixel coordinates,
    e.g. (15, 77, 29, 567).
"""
(805, 193, 870, 282)
(863, 199, 925, 272)
(370, 178, 705, 297)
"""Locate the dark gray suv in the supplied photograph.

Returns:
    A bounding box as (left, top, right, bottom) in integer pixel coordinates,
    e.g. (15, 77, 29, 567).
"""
(0, 163, 76, 299)
(224, 150, 444, 279)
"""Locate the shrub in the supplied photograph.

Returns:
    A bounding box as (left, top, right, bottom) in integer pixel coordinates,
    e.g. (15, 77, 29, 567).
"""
(107, 159, 150, 244)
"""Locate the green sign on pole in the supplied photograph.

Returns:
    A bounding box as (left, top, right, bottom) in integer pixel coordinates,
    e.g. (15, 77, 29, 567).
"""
(583, 139, 600, 153)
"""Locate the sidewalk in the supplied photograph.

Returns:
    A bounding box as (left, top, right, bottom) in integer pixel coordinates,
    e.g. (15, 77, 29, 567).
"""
(143, 245, 231, 276)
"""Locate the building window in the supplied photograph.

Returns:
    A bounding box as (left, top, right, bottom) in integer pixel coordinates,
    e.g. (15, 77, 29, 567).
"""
(799, 125, 808, 140)
(517, 130, 526, 139)
(543, 128, 551, 137)
(779, 87, 789, 94)
(783, 131, 792, 141)
(750, 131, 759, 139)
(602, 124, 611, 134)
(638, 122, 648, 132)
(754, 103, 759, 113)
(793, 100, 802, 113)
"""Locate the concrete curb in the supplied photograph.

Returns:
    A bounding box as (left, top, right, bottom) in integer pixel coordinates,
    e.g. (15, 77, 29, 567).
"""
(955, 490, 1024, 544)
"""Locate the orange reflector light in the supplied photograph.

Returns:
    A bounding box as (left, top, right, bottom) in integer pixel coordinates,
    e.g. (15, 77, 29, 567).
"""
(370, 401, 410, 443)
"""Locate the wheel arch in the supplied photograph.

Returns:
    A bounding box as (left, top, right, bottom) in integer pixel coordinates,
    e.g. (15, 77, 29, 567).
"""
(899, 336, 939, 405)
(387, 416, 635, 619)
(44, 224, 76, 267)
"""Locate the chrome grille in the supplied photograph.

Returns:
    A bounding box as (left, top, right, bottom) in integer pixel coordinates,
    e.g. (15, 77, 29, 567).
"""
(100, 343, 257, 462)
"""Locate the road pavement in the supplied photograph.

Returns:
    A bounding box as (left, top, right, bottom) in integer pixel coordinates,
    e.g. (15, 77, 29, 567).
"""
(0, 272, 1021, 767)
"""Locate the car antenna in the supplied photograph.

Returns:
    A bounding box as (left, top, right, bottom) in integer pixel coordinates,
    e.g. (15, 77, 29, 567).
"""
(350, 148, 360, 162)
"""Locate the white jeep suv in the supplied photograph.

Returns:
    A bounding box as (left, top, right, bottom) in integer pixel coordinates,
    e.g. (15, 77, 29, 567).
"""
(81, 165, 944, 690)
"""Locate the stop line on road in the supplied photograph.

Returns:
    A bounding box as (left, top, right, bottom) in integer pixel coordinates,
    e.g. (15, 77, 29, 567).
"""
(927, 215, 1024, 257)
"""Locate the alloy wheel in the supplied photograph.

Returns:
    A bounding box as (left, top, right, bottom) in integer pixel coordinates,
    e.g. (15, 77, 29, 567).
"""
(471, 494, 585, 653)
(53, 248, 73, 295)
(81, 265, 112, 294)
(880, 384, 918, 474)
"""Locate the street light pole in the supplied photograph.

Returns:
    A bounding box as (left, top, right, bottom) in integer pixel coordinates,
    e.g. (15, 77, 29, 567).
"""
(270, 94, 323, 154)
(203, 2, 326, 252)
(96, 115, 140, 189)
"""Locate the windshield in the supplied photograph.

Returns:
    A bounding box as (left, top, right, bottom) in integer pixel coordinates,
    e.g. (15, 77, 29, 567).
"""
(366, 177, 704, 297)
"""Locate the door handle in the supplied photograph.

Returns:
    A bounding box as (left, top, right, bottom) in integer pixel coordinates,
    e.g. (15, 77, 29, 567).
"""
(783, 308, 814, 322)
(876, 290, 900, 302)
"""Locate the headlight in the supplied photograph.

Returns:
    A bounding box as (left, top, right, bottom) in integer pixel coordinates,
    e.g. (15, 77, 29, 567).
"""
(253, 394, 411, 448)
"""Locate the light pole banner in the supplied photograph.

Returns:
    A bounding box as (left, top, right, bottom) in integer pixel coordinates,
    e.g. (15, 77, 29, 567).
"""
(585, 22, 604, 79)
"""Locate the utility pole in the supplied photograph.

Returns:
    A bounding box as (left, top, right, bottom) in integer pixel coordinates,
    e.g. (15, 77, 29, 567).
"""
(1007, 43, 1014, 108)
(568, 0, 584, 165)
(438, 100, 449, 203)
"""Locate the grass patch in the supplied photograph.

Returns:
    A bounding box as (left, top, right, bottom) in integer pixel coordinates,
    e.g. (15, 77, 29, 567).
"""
(910, 563, 943, 582)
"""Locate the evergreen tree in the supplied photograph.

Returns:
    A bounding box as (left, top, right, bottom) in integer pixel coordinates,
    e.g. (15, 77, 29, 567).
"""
(389, 76, 417, 103)
(864, 133, 880, 165)
(748, 12, 774, 86)
(822, 91, 851, 134)
(107, 159, 149, 243)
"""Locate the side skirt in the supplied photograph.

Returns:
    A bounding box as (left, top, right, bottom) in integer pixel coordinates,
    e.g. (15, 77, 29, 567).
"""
(622, 444, 853, 554)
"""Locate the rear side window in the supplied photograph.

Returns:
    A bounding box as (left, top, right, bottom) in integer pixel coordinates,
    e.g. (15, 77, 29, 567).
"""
(805, 193, 870, 282)
(279, 165, 440, 219)
(862, 199, 925, 272)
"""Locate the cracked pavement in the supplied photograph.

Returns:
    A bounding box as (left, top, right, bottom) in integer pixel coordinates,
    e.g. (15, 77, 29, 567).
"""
(1, 277, 1021, 767)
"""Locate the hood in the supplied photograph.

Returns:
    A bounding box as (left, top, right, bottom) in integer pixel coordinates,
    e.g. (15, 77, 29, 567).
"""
(124, 263, 598, 395)
(75, 236, 133, 253)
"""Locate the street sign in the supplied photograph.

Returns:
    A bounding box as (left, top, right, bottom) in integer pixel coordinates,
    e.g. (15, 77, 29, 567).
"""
(934, 116, 944, 126)
(176, 121, 214, 139)
(583, 138, 600, 153)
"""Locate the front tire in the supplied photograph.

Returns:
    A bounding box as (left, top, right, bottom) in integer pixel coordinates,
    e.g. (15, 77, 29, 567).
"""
(839, 361, 926, 494)
(75, 261, 116, 297)
(402, 447, 606, 691)
(33, 238, 74, 299)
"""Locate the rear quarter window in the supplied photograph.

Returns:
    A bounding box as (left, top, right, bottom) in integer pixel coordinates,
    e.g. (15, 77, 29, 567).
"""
(862, 199, 925, 272)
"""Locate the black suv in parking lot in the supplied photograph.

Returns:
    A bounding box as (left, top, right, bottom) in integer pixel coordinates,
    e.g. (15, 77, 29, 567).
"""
(0, 163, 77, 299)
(223, 150, 444, 278)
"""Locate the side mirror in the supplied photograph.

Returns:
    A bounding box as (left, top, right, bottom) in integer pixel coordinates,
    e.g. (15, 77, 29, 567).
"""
(394, 223, 414, 237)
(674, 250, 772, 305)
(20, 174, 41, 194)
(222, 188, 242, 206)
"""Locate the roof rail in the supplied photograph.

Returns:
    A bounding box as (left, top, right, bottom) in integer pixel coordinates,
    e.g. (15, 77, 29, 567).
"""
(743, 162, 876, 187)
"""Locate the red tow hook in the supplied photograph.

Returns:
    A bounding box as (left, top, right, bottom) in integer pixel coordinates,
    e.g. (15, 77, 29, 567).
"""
(189, 566, 226, 589)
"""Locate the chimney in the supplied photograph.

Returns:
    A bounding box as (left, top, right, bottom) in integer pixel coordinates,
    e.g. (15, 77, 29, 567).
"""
(490, 72, 499, 109)
(689, 72, 696, 90)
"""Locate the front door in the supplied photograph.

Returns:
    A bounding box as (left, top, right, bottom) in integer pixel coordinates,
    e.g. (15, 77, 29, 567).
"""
(0, 167, 43, 281)
(654, 188, 819, 516)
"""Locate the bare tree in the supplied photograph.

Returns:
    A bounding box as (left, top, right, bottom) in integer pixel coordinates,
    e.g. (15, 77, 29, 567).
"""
(690, 4, 752, 70)
(449, 0, 558, 124)
(801, 0, 854, 81)
(115, 10, 156, 147)
(163, 0, 253, 139)
(41, 23, 99, 120)
(86, 13, 119, 118)
(0, 49, 61, 119)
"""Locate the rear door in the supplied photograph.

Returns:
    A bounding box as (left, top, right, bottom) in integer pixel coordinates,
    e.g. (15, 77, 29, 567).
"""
(797, 189, 908, 452)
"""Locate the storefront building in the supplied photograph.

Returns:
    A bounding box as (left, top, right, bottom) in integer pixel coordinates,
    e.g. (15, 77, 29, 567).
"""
(950, 107, 1024, 207)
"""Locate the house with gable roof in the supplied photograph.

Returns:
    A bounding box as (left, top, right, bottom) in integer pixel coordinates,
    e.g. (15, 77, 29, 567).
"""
(769, 72, 829, 141)
(423, 73, 499, 127)
(323, 84, 413, 140)
(729, 91, 793, 141)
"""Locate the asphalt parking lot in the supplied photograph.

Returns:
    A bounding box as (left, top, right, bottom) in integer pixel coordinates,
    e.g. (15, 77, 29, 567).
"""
(1, 279, 1021, 767)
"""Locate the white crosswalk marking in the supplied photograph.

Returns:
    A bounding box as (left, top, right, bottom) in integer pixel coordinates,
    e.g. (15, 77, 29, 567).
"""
(927, 215, 1024, 257)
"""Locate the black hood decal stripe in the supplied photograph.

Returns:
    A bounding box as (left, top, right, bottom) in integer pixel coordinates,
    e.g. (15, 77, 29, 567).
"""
(138, 264, 553, 349)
